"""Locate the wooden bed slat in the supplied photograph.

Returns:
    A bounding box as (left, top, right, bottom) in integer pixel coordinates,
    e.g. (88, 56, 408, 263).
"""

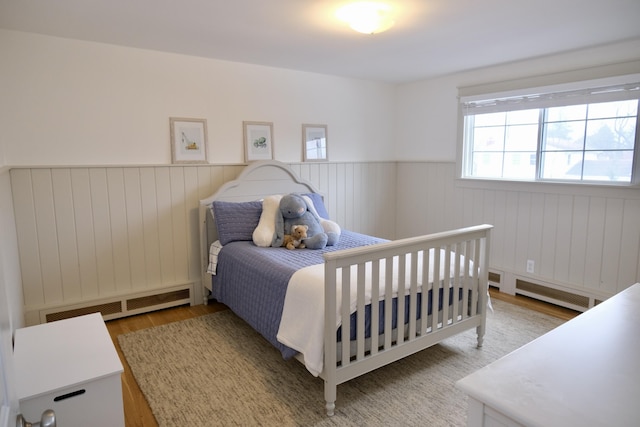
(408, 250, 419, 341)
(340, 266, 351, 368)
(370, 259, 380, 355)
(356, 263, 366, 360)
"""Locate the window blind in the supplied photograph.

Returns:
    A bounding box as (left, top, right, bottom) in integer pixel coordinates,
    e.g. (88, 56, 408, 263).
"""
(459, 74, 640, 114)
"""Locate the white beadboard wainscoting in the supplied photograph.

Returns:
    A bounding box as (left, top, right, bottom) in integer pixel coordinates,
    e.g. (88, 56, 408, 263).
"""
(10, 162, 397, 325)
(397, 162, 640, 311)
(11, 160, 640, 324)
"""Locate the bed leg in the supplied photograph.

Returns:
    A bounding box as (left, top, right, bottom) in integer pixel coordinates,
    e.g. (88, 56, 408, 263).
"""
(325, 401, 335, 417)
(476, 324, 485, 348)
(203, 288, 211, 305)
(324, 383, 336, 416)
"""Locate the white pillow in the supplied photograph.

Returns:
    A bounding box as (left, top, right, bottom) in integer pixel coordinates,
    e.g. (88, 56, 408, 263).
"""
(252, 195, 282, 247)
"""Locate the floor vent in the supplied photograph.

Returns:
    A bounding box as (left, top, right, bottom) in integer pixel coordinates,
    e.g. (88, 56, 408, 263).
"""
(127, 289, 191, 311)
(46, 301, 123, 322)
(516, 279, 590, 309)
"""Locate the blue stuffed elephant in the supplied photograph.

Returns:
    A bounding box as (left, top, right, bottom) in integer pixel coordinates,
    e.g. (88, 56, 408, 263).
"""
(273, 193, 330, 249)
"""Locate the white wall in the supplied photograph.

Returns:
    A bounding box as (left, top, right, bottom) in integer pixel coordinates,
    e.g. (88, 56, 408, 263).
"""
(0, 169, 24, 334)
(0, 48, 24, 331)
(4, 28, 640, 320)
(1, 30, 396, 166)
(395, 39, 640, 300)
(10, 162, 397, 324)
(0, 49, 22, 419)
(395, 38, 640, 162)
(0, 30, 400, 323)
(396, 162, 640, 301)
(0, 167, 23, 426)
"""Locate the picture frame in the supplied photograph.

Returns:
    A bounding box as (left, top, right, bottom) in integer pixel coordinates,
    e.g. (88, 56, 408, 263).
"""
(170, 117, 208, 164)
(243, 121, 274, 162)
(302, 124, 328, 162)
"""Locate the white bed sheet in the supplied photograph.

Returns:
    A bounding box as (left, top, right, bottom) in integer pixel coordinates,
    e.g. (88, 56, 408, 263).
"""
(207, 240, 223, 275)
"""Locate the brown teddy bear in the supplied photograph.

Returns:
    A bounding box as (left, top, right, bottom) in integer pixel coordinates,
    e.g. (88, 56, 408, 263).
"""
(282, 224, 308, 250)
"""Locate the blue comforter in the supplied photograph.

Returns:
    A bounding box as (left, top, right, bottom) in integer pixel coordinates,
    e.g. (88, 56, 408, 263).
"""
(212, 230, 385, 359)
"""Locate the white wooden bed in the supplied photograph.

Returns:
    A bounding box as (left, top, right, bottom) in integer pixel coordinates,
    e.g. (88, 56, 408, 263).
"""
(199, 160, 492, 416)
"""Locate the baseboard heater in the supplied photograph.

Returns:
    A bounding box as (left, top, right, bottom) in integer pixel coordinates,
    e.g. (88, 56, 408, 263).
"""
(38, 284, 193, 324)
(488, 271, 502, 287)
(515, 279, 604, 312)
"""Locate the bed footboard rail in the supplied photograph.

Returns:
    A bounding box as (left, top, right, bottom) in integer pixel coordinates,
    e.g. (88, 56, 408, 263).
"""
(322, 224, 492, 416)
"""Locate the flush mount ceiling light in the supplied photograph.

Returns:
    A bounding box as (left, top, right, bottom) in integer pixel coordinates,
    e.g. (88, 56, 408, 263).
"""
(336, 2, 395, 35)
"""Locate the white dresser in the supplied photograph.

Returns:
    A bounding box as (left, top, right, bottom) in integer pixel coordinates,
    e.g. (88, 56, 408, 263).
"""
(14, 312, 124, 427)
(456, 283, 640, 427)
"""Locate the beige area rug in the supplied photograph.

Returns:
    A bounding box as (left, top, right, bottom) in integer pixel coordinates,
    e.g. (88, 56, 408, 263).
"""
(118, 299, 564, 426)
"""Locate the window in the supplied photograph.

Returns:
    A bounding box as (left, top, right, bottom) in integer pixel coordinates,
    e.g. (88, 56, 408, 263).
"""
(460, 79, 640, 185)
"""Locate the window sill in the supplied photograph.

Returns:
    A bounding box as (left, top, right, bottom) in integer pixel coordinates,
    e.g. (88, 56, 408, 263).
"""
(456, 177, 640, 198)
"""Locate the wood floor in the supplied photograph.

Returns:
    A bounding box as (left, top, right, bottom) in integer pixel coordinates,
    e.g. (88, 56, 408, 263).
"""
(106, 289, 579, 427)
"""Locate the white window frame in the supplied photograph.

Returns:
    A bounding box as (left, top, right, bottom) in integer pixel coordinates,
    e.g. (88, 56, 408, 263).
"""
(457, 73, 640, 187)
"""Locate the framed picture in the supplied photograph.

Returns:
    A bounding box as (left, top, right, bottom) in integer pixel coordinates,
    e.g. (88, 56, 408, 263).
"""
(170, 118, 208, 164)
(243, 121, 274, 162)
(302, 124, 328, 161)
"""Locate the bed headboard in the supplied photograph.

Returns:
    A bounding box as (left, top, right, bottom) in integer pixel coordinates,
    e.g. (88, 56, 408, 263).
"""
(198, 160, 321, 299)
(200, 160, 320, 205)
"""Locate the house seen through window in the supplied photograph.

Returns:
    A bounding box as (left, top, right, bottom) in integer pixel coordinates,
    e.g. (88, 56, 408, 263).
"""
(460, 79, 640, 184)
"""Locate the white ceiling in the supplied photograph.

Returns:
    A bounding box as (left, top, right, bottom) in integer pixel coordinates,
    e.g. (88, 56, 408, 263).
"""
(1, 0, 640, 83)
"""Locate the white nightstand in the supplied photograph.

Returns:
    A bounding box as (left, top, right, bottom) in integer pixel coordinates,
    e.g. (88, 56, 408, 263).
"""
(14, 312, 124, 427)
